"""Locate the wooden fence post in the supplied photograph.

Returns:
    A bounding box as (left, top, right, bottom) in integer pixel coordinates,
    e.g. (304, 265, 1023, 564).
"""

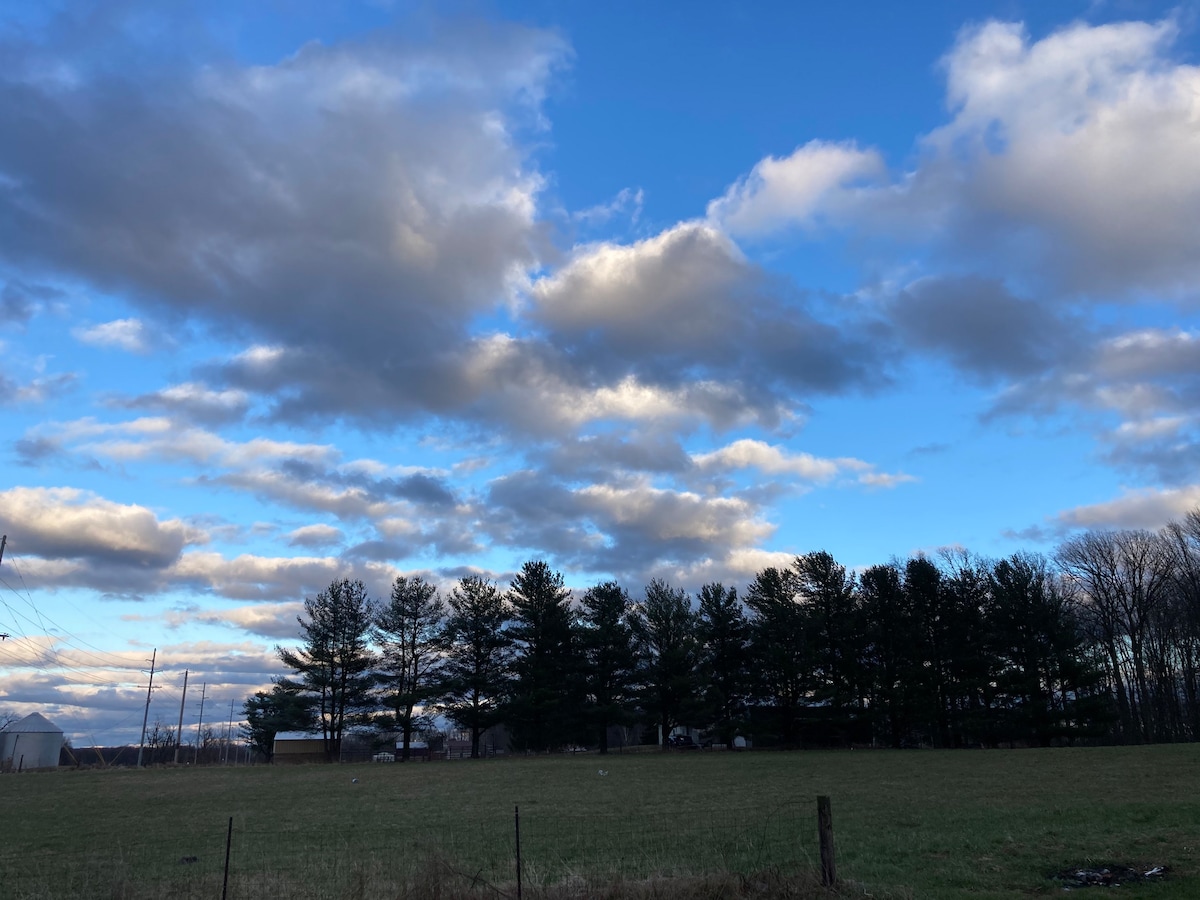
(817, 795, 836, 886)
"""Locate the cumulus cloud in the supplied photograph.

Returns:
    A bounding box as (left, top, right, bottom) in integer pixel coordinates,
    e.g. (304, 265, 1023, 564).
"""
(160, 602, 306, 640)
(711, 18, 1200, 300)
(0, 368, 77, 406)
(169, 552, 398, 602)
(692, 439, 914, 490)
(73, 318, 153, 353)
(986, 326, 1200, 484)
(485, 470, 775, 580)
(531, 223, 887, 423)
(890, 276, 1080, 379)
(1046, 485, 1200, 532)
(117, 381, 250, 424)
(0, 486, 193, 568)
(923, 18, 1200, 295)
(707, 140, 885, 236)
(693, 439, 868, 481)
(0, 15, 566, 424)
(30, 417, 338, 469)
(286, 524, 345, 549)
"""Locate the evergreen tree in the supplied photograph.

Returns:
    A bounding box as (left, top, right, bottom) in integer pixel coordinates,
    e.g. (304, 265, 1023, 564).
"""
(938, 550, 995, 747)
(506, 560, 579, 751)
(988, 553, 1111, 745)
(634, 578, 701, 747)
(374, 575, 446, 760)
(277, 578, 376, 762)
(745, 565, 809, 746)
(858, 562, 916, 747)
(696, 581, 750, 744)
(793, 552, 860, 737)
(579, 580, 642, 753)
(241, 680, 312, 763)
(440, 575, 512, 758)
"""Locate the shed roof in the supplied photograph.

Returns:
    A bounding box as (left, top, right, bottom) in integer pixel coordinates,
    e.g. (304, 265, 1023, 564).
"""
(4, 712, 62, 734)
(274, 731, 323, 742)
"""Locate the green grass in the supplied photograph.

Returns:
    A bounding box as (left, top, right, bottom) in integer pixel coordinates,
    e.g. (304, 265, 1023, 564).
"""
(2, 746, 1198, 898)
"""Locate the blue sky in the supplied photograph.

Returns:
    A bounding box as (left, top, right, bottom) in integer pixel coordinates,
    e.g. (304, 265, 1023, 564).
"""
(2, 0, 1199, 744)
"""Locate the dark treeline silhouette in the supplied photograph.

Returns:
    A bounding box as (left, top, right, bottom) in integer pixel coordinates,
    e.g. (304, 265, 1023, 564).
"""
(253, 511, 1200, 757)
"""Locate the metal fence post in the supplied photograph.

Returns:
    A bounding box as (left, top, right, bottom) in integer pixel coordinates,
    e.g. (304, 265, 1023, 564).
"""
(515, 804, 523, 900)
(222, 816, 233, 900)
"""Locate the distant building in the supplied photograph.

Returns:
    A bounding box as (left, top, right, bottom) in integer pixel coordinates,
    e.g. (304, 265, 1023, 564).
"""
(1, 712, 65, 771)
(272, 731, 327, 764)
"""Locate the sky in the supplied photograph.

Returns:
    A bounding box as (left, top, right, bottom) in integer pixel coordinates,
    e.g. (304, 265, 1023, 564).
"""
(2, 0, 1199, 746)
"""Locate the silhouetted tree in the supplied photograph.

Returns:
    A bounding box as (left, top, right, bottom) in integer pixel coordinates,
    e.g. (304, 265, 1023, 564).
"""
(696, 581, 750, 743)
(242, 680, 312, 762)
(277, 578, 376, 762)
(375, 575, 446, 760)
(858, 562, 916, 747)
(506, 561, 579, 751)
(579, 580, 642, 754)
(745, 566, 808, 746)
(794, 552, 861, 739)
(1058, 529, 1174, 742)
(986, 553, 1108, 746)
(634, 579, 700, 747)
(440, 575, 512, 758)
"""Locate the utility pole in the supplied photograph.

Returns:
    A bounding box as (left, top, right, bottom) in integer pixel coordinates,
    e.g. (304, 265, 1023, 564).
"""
(224, 699, 235, 765)
(173, 669, 189, 764)
(194, 682, 207, 765)
(136, 648, 157, 767)
(0, 535, 8, 640)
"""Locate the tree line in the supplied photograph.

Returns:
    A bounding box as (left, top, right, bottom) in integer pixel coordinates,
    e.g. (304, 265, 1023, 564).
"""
(244, 510, 1200, 760)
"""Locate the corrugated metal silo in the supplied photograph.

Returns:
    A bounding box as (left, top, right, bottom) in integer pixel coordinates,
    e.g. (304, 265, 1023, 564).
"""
(0, 712, 64, 771)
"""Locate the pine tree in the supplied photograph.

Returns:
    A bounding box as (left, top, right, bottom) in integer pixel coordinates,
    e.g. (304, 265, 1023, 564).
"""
(375, 575, 445, 760)
(276, 578, 376, 762)
(506, 560, 579, 751)
(439, 575, 512, 758)
(580, 580, 641, 753)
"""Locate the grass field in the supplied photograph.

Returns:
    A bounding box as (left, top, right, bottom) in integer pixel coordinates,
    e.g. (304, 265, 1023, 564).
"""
(1, 745, 1198, 898)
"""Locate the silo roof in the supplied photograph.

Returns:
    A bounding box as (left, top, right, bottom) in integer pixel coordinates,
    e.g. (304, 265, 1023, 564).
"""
(4, 712, 63, 734)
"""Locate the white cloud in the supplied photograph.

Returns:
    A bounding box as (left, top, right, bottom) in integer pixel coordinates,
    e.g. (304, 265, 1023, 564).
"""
(36, 417, 338, 468)
(919, 17, 1200, 294)
(713, 18, 1200, 297)
(72, 318, 152, 353)
(693, 439, 868, 481)
(573, 187, 644, 226)
(692, 439, 914, 490)
(665, 547, 799, 589)
(708, 140, 885, 236)
(286, 524, 345, 548)
(0, 486, 195, 567)
(577, 482, 773, 546)
(1051, 485, 1200, 530)
(169, 551, 393, 601)
(532, 223, 749, 336)
(857, 471, 919, 489)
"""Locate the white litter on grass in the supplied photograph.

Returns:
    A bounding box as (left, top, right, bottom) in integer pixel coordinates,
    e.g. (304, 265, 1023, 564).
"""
(598, 769, 607, 776)
(351, 778, 359, 783)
